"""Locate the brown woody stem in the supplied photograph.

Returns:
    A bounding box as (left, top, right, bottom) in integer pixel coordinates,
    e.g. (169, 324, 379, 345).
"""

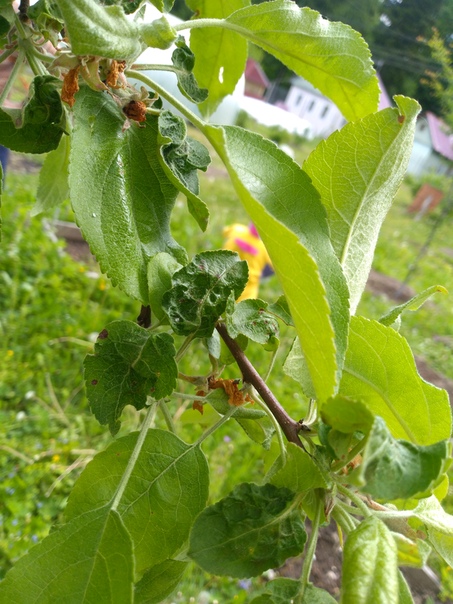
(216, 322, 303, 447)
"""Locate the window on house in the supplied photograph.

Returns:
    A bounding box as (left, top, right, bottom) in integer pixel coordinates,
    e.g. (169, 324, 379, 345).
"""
(307, 100, 315, 112)
(320, 105, 329, 118)
(296, 93, 304, 106)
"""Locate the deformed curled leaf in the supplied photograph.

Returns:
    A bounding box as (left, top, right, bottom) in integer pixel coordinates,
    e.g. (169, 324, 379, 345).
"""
(139, 16, 177, 50)
(171, 36, 209, 103)
(0, 75, 65, 153)
(158, 110, 210, 231)
(268, 295, 294, 327)
(350, 416, 449, 500)
(341, 516, 398, 604)
(84, 320, 177, 434)
(226, 298, 279, 346)
(162, 250, 248, 338)
(28, 0, 64, 46)
(188, 482, 306, 578)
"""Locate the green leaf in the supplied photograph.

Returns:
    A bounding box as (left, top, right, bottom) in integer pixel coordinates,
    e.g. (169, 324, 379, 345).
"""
(134, 560, 187, 604)
(147, 0, 174, 13)
(304, 96, 420, 313)
(158, 110, 210, 231)
(225, 0, 379, 121)
(139, 16, 177, 50)
(236, 415, 275, 449)
(410, 496, 453, 566)
(340, 316, 452, 445)
(0, 75, 65, 153)
(271, 443, 328, 493)
(250, 581, 337, 604)
(321, 396, 374, 435)
(206, 125, 349, 401)
(65, 429, 209, 574)
(84, 320, 177, 434)
(31, 133, 70, 216)
(55, 0, 142, 60)
(0, 3, 16, 48)
(0, 15, 8, 46)
(186, 0, 249, 117)
(226, 298, 279, 345)
(171, 36, 209, 103)
(393, 533, 431, 568)
(351, 417, 449, 500)
(206, 388, 267, 420)
(219, 332, 248, 365)
(28, 0, 64, 46)
(188, 482, 306, 578)
(341, 516, 398, 604)
(105, 0, 147, 14)
(249, 578, 299, 603)
(283, 337, 315, 399)
(147, 252, 182, 321)
(0, 163, 3, 239)
(0, 506, 134, 603)
(301, 585, 338, 603)
(162, 250, 248, 337)
(70, 86, 187, 303)
(398, 571, 415, 604)
(379, 284, 448, 327)
(268, 295, 294, 326)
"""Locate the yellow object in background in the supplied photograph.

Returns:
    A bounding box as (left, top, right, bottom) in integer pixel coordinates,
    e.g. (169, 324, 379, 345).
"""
(223, 223, 272, 301)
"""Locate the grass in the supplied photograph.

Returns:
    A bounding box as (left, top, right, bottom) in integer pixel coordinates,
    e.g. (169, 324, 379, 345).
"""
(1, 122, 453, 600)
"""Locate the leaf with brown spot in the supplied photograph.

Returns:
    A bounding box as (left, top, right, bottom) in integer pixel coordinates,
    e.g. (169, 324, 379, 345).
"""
(84, 320, 177, 434)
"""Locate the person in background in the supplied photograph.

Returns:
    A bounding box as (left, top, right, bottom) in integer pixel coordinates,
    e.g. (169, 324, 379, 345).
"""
(223, 223, 273, 301)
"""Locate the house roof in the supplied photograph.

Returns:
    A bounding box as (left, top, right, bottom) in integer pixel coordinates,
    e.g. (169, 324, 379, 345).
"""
(245, 59, 270, 89)
(425, 112, 453, 161)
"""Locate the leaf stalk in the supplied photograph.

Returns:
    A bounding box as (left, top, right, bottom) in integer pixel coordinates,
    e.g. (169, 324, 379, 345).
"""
(110, 402, 157, 511)
(296, 497, 322, 602)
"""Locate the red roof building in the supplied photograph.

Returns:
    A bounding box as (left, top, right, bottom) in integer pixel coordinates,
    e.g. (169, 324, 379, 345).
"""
(244, 59, 270, 99)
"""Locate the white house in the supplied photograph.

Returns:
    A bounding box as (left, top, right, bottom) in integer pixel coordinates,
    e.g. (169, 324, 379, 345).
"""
(281, 74, 392, 138)
(407, 112, 453, 176)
